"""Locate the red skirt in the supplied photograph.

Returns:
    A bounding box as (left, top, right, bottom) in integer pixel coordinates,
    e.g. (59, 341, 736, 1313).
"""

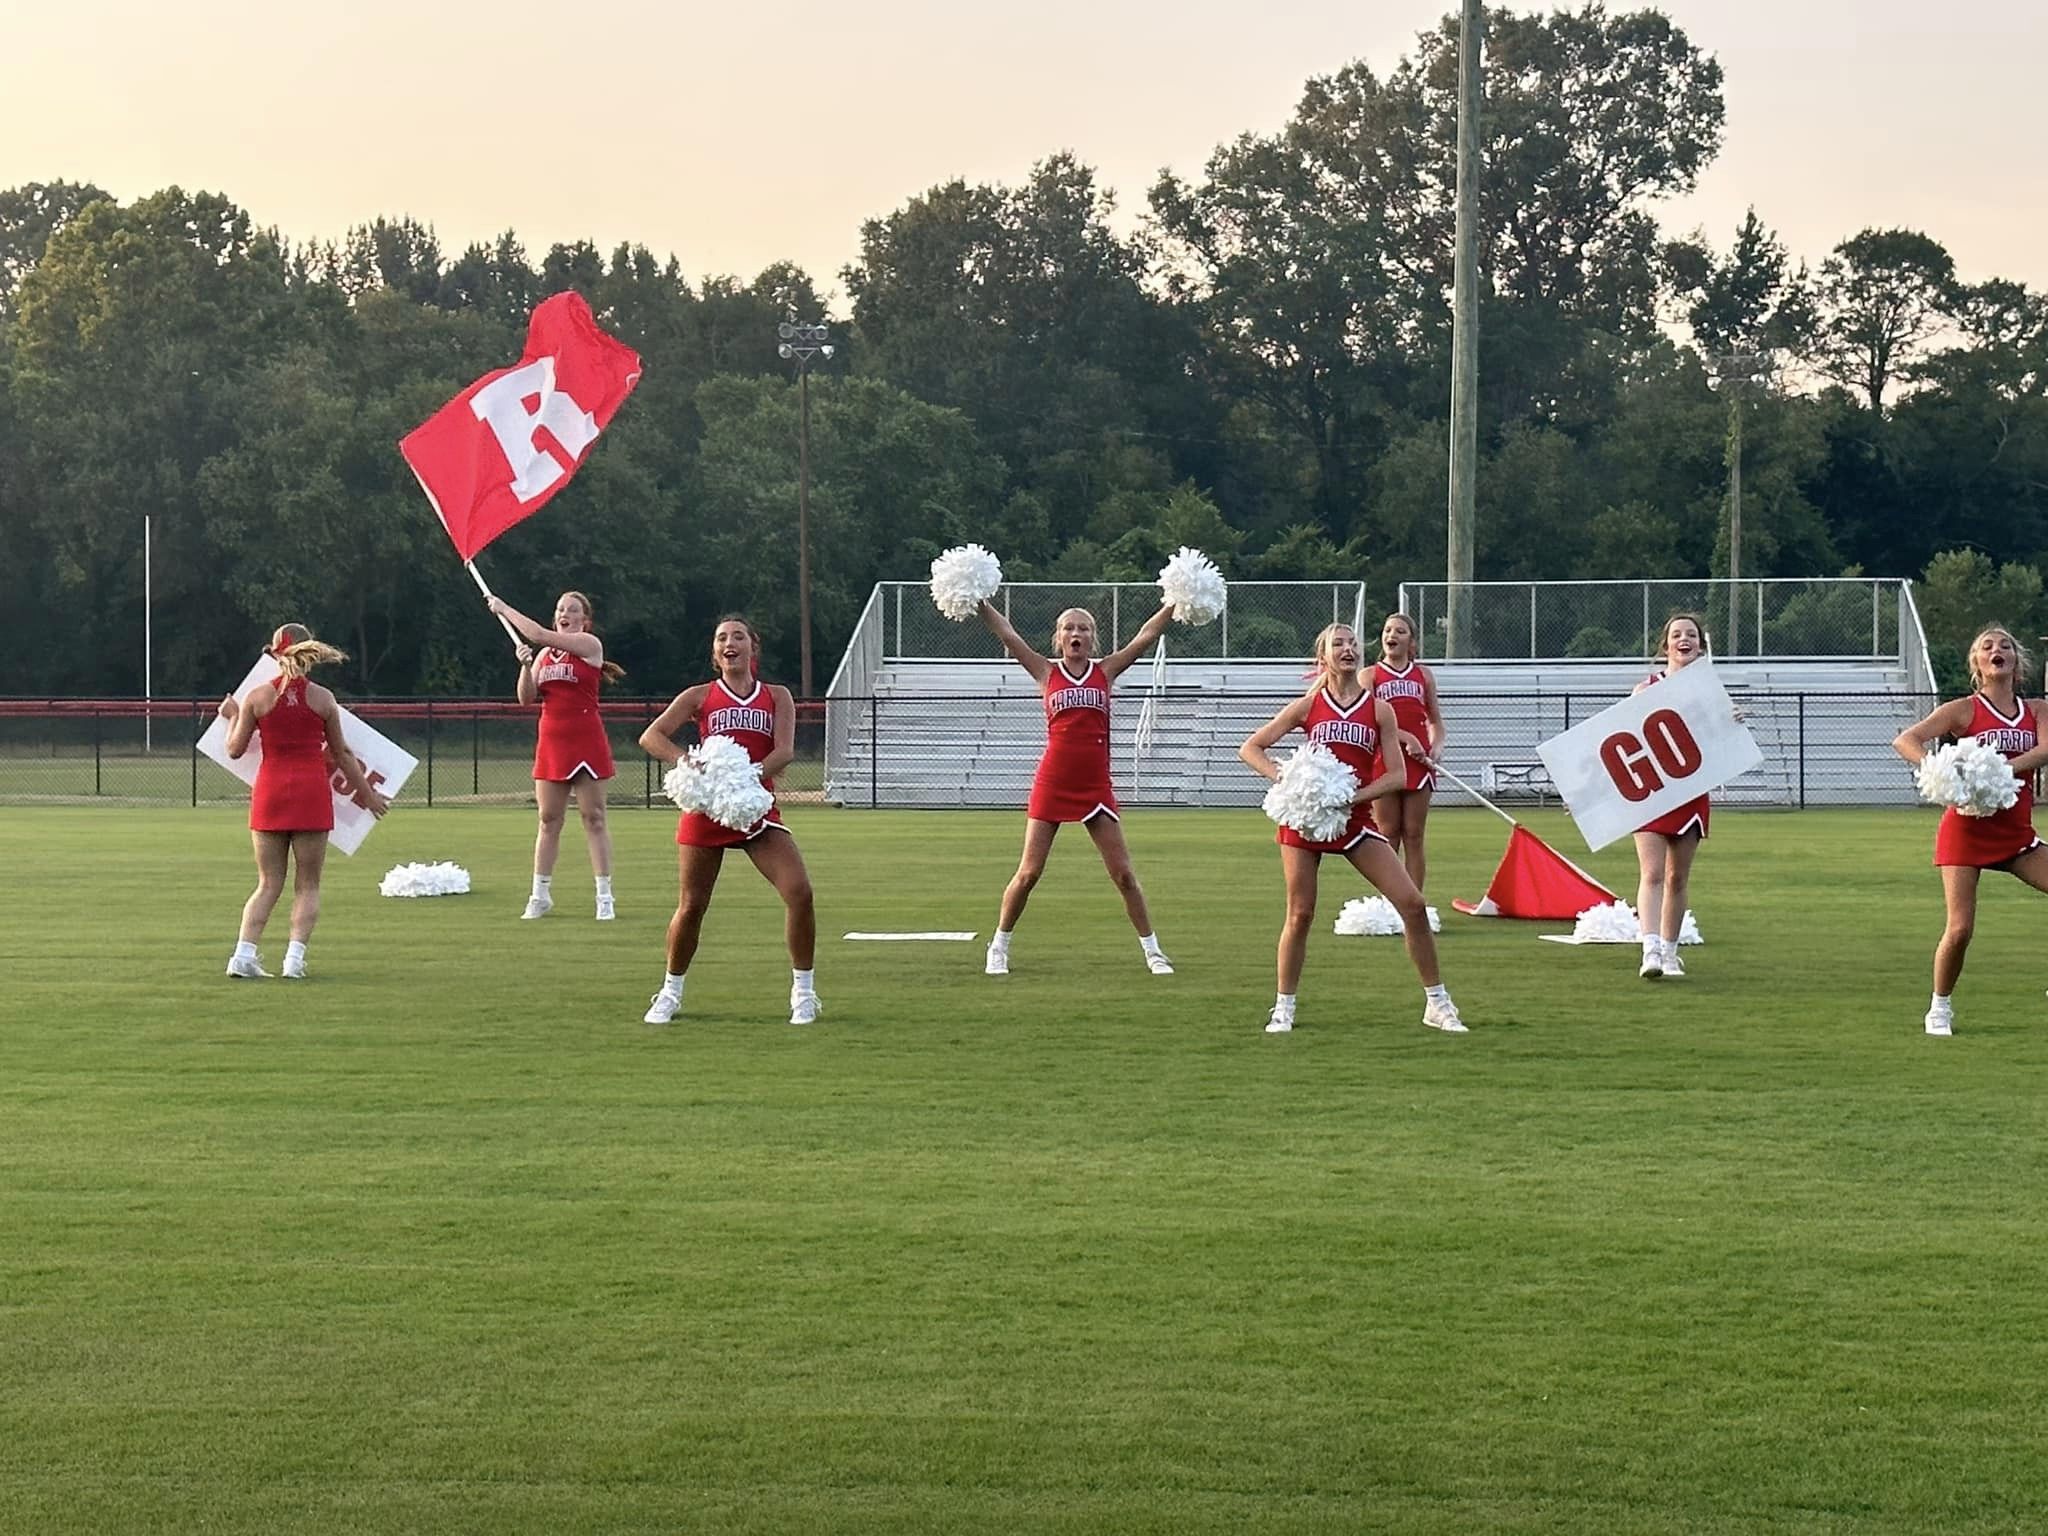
(534, 711, 615, 783)
(1935, 804, 2042, 868)
(250, 752, 334, 834)
(677, 805, 787, 849)
(1278, 803, 1387, 854)
(1640, 795, 1709, 839)
(1027, 753, 1118, 823)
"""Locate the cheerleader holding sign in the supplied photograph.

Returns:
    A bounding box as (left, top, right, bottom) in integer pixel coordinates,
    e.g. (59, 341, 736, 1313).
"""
(977, 599, 1177, 977)
(1891, 625, 2048, 1037)
(1241, 623, 1465, 1035)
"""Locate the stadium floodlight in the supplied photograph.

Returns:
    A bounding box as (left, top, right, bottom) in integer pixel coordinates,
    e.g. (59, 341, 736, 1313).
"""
(1706, 351, 1777, 656)
(775, 309, 835, 696)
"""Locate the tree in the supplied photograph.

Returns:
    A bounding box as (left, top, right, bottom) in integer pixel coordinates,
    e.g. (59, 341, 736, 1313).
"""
(1666, 208, 1812, 358)
(0, 180, 111, 319)
(1809, 228, 1956, 415)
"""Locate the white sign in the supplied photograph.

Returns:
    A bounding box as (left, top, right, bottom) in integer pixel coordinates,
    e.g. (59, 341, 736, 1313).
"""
(196, 656, 416, 856)
(1535, 659, 1762, 852)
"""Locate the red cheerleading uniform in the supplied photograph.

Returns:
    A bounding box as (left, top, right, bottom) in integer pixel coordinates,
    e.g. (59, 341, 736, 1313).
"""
(1634, 669, 1710, 839)
(249, 676, 334, 833)
(1369, 659, 1436, 791)
(1277, 688, 1390, 853)
(530, 646, 615, 783)
(1934, 693, 2041, 868)
(1028, 659, 1118, 823)
(677, 678, 787, 849)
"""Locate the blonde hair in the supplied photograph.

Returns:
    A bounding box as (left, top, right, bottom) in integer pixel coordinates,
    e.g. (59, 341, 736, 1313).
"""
(1306, 623, 1362, 697)
(1052, 608, 1098, 653)
(1380, 612, 1419, 661)
(267, 623, 348, 680)
(560, 590, 627, 683)
(1967, 625, 2031, 691)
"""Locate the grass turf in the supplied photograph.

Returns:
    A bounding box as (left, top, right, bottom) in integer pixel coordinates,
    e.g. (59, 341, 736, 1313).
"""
(3, 805, 2047, 1533)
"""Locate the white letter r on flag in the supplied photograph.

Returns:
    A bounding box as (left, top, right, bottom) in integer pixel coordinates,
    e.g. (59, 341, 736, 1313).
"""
(471, 357, 599, 503)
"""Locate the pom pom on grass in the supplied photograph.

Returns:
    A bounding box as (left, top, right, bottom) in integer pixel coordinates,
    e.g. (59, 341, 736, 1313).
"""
(1333, 895, 1440, 935)
(378, 862, 471, 897)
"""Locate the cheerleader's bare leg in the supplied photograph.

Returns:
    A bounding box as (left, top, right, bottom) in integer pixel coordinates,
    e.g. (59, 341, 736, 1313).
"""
(1084, 814, 1153, 935)
(572, 775, 612, 878)
(996, 818, 1059, 934)
(286, 830, 329, 943)
(1345, 838, 1441, 988)
(1633, 832, 1668, 938)
(1658, 830, 1701, 944)
(1276, 845, 1321, 995)
(532, 779, 572, 878)
(1396, 787, 1432, 891)
(1934, 865, 1982, 998)
(745, 830, 816, 971)
(665, 846, 724, 975)
(240, 831, 291, 944)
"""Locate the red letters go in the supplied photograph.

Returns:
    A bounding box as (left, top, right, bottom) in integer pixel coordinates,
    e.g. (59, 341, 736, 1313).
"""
(1597, 709, 1703, 803)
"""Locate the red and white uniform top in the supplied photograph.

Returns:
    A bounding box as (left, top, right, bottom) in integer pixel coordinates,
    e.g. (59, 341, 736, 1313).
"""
(1028, 659, 1118, 823)
(1277, 687, 1388, 852)
(1934, 693, 2040, 868)
(531, 645, 615, 783)
(1368, 658, 1435, 792)
(676, 677, 786, 848)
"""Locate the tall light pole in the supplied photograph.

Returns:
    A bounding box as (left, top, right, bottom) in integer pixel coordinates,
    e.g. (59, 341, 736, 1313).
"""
(1445, 0, 1483, 660)
(143, 512, 153, 752)
(1706, 351, 1772, 657)
(777, 313, 834, 697)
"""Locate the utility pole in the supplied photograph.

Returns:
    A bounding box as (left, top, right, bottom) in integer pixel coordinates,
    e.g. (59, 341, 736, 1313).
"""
(1445, 0, 1483, 660)
(776, 313, 834, 696)
(1707, 351, 1772, 657)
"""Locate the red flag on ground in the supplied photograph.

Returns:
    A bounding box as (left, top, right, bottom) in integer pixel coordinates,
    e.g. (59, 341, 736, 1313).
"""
(1452, 824, 1617, 920)
(400, 292, 641, 561)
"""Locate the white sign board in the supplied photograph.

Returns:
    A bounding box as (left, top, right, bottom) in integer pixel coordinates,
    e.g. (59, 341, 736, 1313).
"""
(196, 656, 416, 856)
(1535, 659, 1762, 852)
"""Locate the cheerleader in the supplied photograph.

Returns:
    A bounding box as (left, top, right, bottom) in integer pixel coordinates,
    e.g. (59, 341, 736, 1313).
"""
(487, 591, 625, 921)
(637, 616, 818, 1026)
(1890, 625, 2048, 1037)
(217, 624, 390, 978)
(1239, 623, 1466, 1035)
(1367, 611, 1443, 890)
(1631, 612, 1729, 981)
(976, 600, 1176, 977)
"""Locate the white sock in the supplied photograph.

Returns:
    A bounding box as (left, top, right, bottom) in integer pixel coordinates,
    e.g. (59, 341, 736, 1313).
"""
(233, 940, 258, 962)
(1139, 933, 1163, 957)
(1930, 992, 1951, 1012)
(662, 972, 685, 999)
(792, 968, 816, 996)
(595, 875, 613, 898)
(1425, 984, 1449, 1004)
(1664, 938, 1681, 962)
(532, 874, 553, 900)
(284, 940, 307, 969)
(989, 929, 1011, 954)
(1274, 992, 1296, 1016)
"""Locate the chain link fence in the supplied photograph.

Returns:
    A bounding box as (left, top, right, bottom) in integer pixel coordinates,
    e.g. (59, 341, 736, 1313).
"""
(1397, 579, 1908, 662)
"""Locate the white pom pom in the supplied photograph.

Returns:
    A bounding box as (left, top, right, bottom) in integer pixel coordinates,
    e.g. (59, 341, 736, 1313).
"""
(1262, 742, 1359, 843)
(1916, 737, 2021, 817)
(1158, 546, 1226, 626)
(1333, 895, 1440, 935)
(378, 861, 471, 898)
(929, 544, 1004, 622)
(664, 736, 774, 831)
(1568, 900, 1702, 944)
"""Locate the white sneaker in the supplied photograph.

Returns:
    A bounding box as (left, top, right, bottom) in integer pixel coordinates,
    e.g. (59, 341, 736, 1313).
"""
(1639, 944, 1664, 980)
(1146, 951, 1176, 975)
(789, 991, 821, 1026)
(1924, 1006, 1953, 1038)
(1423, 997, 1468, 1033)
(595, 894, 615, 922)
(225, 953, 270, 979)
(1661, 945, 1686, 980)
(281, 956, 307, 980)
(643, 990, 680, 1025)
(985, 946, 1009, 976)
(521, 895, 553, 921)
(1264, 1008, 1294, 1034)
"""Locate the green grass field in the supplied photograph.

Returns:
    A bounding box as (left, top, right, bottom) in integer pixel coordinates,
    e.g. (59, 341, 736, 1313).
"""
(5, 804, 2047, 1534)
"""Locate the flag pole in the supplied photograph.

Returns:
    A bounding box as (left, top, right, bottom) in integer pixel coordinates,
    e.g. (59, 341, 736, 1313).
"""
(1420, 757, 1521, 827)
(464, 558, 524, 644)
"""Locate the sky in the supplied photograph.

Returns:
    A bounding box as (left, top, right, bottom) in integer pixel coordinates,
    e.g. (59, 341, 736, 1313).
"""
(8, 0, 2047, 302)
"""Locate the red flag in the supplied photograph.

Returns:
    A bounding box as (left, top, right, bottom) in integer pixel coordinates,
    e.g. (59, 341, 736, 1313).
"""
(400, 292, 641, 561)
(1452, 824, 1617, 920)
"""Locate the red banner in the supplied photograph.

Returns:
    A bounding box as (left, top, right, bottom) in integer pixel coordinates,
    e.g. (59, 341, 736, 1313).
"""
(400, 292, 641, 561)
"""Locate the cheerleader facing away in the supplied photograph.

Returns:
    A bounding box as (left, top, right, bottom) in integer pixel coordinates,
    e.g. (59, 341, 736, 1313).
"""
(976, 599, 1176, 977)
(1239, 623, 1466, 1035)
(1367, 611, 1444, 891)
(1630, 613, 1717, 981)
(1890, 625, 2048, 1037)
(217, 625, 390, 979)
(487, 590, 625, 922)
(637, 616, 820, 1026)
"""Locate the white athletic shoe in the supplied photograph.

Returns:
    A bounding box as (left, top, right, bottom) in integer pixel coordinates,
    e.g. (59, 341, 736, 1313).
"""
(643, 990, 681, 1025)
(1423, 997, 1469, 1033)
(595, 894, 616, 922)
(789, 991, 821, 1026)
(1264, 1008, 1295, 1034)
(1638, 944, 1664, 980)
(1146, 951, 1176, 975)
(1660, 944, 1686, 980)
(281, 956, 307, 980)
(521, 895, 553, 921)
(985, 946, 1010, 976)
(1924, 1006, 1953, 1038)
(225, 953, 270, 979)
